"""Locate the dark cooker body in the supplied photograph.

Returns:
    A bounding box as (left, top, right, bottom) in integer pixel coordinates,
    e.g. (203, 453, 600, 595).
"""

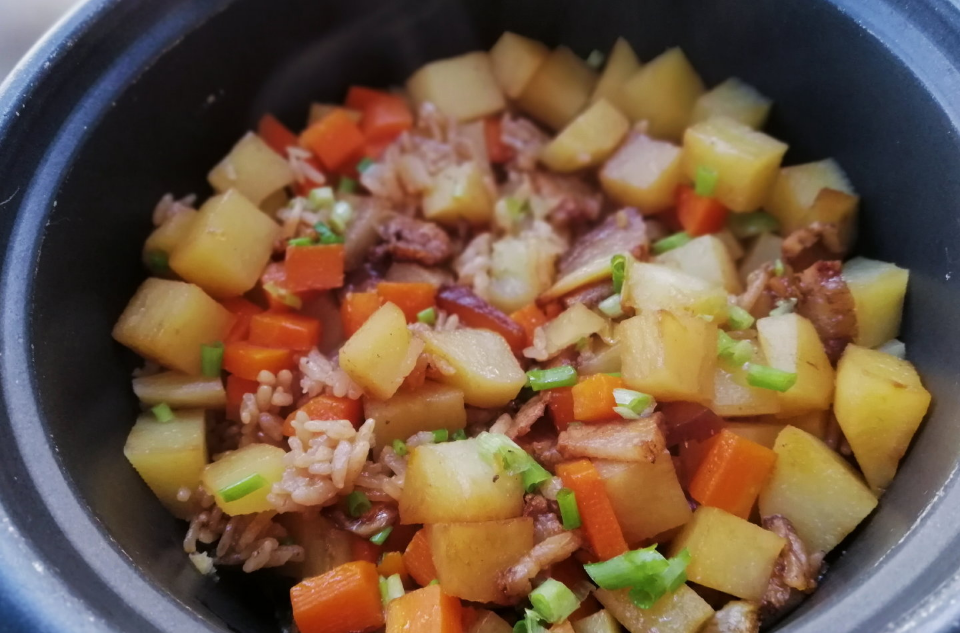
(3, 0, 960, 631)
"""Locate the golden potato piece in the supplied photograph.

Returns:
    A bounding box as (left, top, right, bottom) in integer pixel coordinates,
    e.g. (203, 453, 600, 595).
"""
(756, 313, 835, 417)
(540, 99, 630, 172)
(656, 234, 743, 293)
(691, 77, 772, 129)
(489, 32, 550, 99)
(600, 132, 683, 214)
(619, 47, 705, 140)
(202, 443, 286, 515)
(620, 261, 729, 321)
(339, 302, 419, 400)
(407, 51, 505, 122)
(595, 585, 713, 633)
(422, 161, 494, 226)
(590, 37, 641, 112)
(208, 132, 295, 206)
(842, 257, 910, 348)
(364, 381, 466, 456)
(516, 46, 598, 130)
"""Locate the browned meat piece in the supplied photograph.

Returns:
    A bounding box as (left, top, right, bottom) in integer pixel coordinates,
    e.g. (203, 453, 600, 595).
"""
(507, 395, 548, 439)
(781, 222, 845, 272)
(760, 515, 825, 626)
(326, 503, 397, 539)
(700, 601, 760, 633)
(530, 171, 603, 228)
(558, 207, 649, 277)
(521, 434, 565, 469)
(560, 279, 616, 309)
(497, 530, 583, 600)
(375, 214, 453, 265)
(558, 415, 666, 462)
(502, 113, 550, 171)
(795, 260, 858, 363)
(522, 494, 565, 543)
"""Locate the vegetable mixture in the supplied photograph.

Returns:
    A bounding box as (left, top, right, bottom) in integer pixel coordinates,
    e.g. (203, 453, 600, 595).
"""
(113, 32, 931, 633)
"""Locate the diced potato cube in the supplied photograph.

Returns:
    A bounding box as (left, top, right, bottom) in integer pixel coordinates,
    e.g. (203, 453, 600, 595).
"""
(621, 261, 729, 321)
(422, 161, 494, 226)
(132, 371, 226, 408)
(726, 420, 786, 448)
(835, 345, 931, 492)
(595, 585, 713, 633)
(488, 233, 560, 314)
(542, 303, 608, 358)
(578, 340, 622, 376)
(656, 234, 743, 293)
(418, 328, 526, 407)
(764, 159, 856, 233)
(142, 208, 197, 267)
(468, 610, 514, 633)
(169, 190, 281, 297)
(710, 361, 781, 417)
(340, 302, 419, 400)
(595, 453, 692, 545)
(407, 52, 505, 122)
(112, 278, 235, 375)
(489, 32, 550, 99)
(807, 187, 860, 247)
(600, 133, 683, 214)
(124, 409, 207, 519)
(714, 228, 745, 261)
(590, 37, 641, 112)
(682, 117, 788, 212)
(669, 506, 785, 600)
(572, 609, 620, 633)
(759, 426, 878, 553)
(202, 443, 286, 515)
(619, 48, 705, 140)
(691, 78, 772, 129)
(757, 313, 835, 417)
(428, 518, 533, 603)
(208, 132, 295, 206)
(364, 381, 467, 456)
(400, 439, 524, 523)
(842, 257, 910, 348)
(541, 99, 630, 172)
(738, 232, 782, 283)
(621, 309, 717, 403)
(516, 47, 598, 130)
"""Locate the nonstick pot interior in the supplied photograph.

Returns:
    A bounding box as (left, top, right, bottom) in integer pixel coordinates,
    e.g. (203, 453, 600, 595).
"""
(3, 0, 960, 631)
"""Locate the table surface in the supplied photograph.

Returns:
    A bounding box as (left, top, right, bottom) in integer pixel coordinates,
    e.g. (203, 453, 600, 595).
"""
(0, 0, 80, 81)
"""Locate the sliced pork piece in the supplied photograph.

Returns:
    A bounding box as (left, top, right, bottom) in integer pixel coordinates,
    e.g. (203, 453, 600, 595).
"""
(759, 515, 824, 626)
(497, 530, 583, 600)
(701, 600, 760, 633)
(558, 415, 666, 462)
(558, 207, 650, 277)
(530, 170, 604, 228)
(375, 213, 453, 266)
(795, 260, 857, 363)
(781, 222, 845, 272)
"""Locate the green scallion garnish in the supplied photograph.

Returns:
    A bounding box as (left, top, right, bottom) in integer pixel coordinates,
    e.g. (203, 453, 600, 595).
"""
(314, 222, 345, 245)
(338, 177, 357, 194)
(610, 254, 627, 294)
(727, 211, 780, 239)
(694, 165, 719, 197)
(417, 307, 437, 325)
(379, 574, 404, 606)
(357, 157, 375, 173)
(606, 372, 622, 378)
(773, 258, 785, 277)
(476, 432, 551, 493)
(530, 578, 582, 623)
(717, 331, 753, 366)
(598, 294, 624, 319)
(514, 610, 546, 633)
(330, 200, 354, 233)
(504, 196, 529, 219)
(526, 366, 578, 391)
(452, 429, 467, 441)
(151, 402, 175, 423)
(432, 429, 449, 443)
(584, 545, 691, 609)
(392, 439, 408, 457)
(287, 236, 314, 247)
(556, 488, 582, 530)
(219, 473, 268, 503)
(200, 342, 224, 377)
(346, 490, 372, 517)
(769, 297, 797, 317)
(652, 231, 692, 255)
(727, 305, 755, 331)
(428, 579, 440, 586)
(369, 526, 393, 545)
(746, 363, 797, 392)
(307, 186, 335, 210)
(145, 250, 169, 274)
(612, 388, 653, 420)
(522, 462, 552, 492)
(585, 49, 606, 69)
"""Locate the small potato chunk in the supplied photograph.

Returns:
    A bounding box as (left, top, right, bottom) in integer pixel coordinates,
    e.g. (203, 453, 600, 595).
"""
(516, 47, 598, 130)
(595, 453, 692, 545)
(540, 99, 630, 172)
(488, 233, 560, 314)
(142, 208, 197, 267)
(132, 371, 226, 408)
(407, 52, 505, 122)
(619, 47, 705, 140)
(208, 132, 295, 206)
(710, 361, 781, 417)
(621, 261, 729, 321)
(422, 161, 494, 226)
(683, 117, 788, 212)
(656, 234, 743, 293)
(400, 439, 524, 523)
(489, 32, 550, 99)
(428, 518, 534, 603)
(418, 328, 526, 407)
(669, 506, 786, 600)
(757, 313, 835, 417)
(725, 420, 786, 448)
(738, 232, 782, 282)
(340, 302, 419, 400)
(364, 381, 467, 456)
(124, 409, 206, 519)
(113, 278, 234, 375)
(590, 37, 641, 112)
(621, 309, 717, 403)
(835, 345, 931, 492)
(595, 585, 714, 633)
(600, 132, 683, 214)
(542, 303, 608, 358)
(842, 257, 910, 348)
(691, 78, 772, 129)
(572, 610, 620, 633)
(202, 443, 286, 515)
(765, 159, 856, 233)
(169, 190, 281, 297)
(759, 426, 878, 553)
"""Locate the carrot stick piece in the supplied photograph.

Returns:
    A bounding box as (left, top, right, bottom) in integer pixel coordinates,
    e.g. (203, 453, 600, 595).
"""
(556, 459, 628, 560)
(248, 312, 322, 351)
(403, 529, 438, 587)
(290, 560, 384, 633)
(377, 282, 437, 323)
(300, 109, 366, 172)
(510, 303, 548, 348)
(676, 184, 729, 236)
(689, 429, 777, 519)
(571, 374, 625, 423)
(285, 244, 345, 293)
(546, 387, 575, 431)
(378, 551, 410, 583)
(342, 291, 383, 338)
(222, 342, 294, 381)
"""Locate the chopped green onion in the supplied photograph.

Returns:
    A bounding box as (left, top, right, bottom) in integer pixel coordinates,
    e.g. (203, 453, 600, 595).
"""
(585, 49, 606, 69)
(694, 165, 719, 197)
(773, 258, 785, 277)
(218, 473, 268, 503)
(330, 200, 354, 234)
(151, 402, 175, 423)
(357, 157, 375, 173)
(611, 254, 627, 294)
(522, 461, 552, 492)
(263, 282, 303, 310)
(727, 305, 755, 330)
(201, 342, 224, 377)
(338, 177, 357, 194)
(606, 372, 622, 378)
(369, 526, 393, 545)
(417, 307, 437, 325)
(652, 231, 692, 255)
(598, 294, 624, 319)
(613, 388, 653, 419)
(432, 429, 449, 443)
(379, 574, 404, 606)
(556, 488, 581, 530)
(504, 196, 529, 219)
(428, 579, 440, 586)
(307, 186, 335, 210)
(452, 428, 467, 441)
(530, 578, 582, 623)
(727, 211, 780, 239)
(628, 549, 690, 609)
(347, 490, 372, 517)
(314, 222, 345, 245)
(145, 250, 169, 274)
(287, 236, 314, 247)
(477, 432, 550, 492)
(392, 439, 408, 457)
(746, 363, 797, 392)
(717, 331, 753, 366)
(584, 545, 691, 609)
(513, 610, 546, 633)
(526, 366, 578, 391)
(769, 297, 797, 317)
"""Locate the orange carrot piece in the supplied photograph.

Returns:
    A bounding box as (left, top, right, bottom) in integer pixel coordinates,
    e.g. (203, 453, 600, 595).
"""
(248, 312, 322, 352)
(345, 85, 389, 111)
(290, 560, 384, 633)
(361, 94, 414, 143)
(364, 136, 393, 160)
(436, 285, 526, 353)
(283, 394, 364, 436)
(483, 116, 514, 164)
(572, 374, 625, 423)
(342, 291, 383, 338)
(556, 460, 628, 560)
(300, 109, 366, 172)
(549, 558, 601, 621)
(386, 584, 463, 633)
(221, 297, 264, 343)
(403, 529, 438, 587)
(285, 244, 345, 293)
(676, 184, 729, 236)
(378, 551, 410, 583)
(377, 282, 437, 323)
(510, 303, 548, 348)
(546, 387, 576, 431)
(223, 342, 294, 381)
(689, 429, 778, 519)
(257, 113, 299, 156)
(351, 535, 382, 564)
(460, 607, 479, 632)
(226, 374, 259, 422)
(221, 297, 265, 316)
(260, 262, 304, 313)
